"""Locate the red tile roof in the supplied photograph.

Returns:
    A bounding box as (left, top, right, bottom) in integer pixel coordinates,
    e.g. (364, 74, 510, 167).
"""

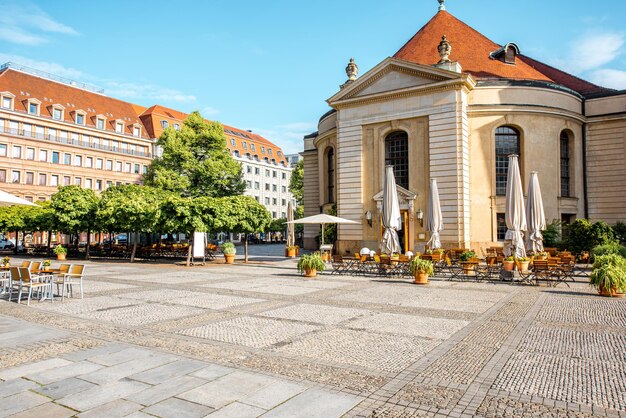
(394, 10, 611, 96)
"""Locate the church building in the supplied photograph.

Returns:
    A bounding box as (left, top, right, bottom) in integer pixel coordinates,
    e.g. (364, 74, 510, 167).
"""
(302, 1, 626, 254)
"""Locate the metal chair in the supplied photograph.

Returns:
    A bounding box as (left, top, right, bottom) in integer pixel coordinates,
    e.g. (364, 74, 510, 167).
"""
(331, 255, 348, 275)
(59, 264, 85, 301)
(17, 267, 52, 305)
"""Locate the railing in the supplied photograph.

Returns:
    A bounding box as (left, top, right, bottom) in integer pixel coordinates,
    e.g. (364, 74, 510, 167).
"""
(2, 127, 152, 158)
(1, 62, 105, 94)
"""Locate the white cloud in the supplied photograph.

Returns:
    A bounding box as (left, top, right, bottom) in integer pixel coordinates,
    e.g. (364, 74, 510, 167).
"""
(249, 122, 315, 154)
(103, 81, 196, 103)
(0, 1, 78, 45)
(200, 106, 220, 117)
(588, 69, 626, 90)
(0, 53, 83, 79)
(555, 32, 625, 74)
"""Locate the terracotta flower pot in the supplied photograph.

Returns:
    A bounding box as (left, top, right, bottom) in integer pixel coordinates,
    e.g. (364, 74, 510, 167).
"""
(519, 261, 530, 272)
(286, 248, 296, 258)
(414, 272, 429, 285)
(503, 260, 515, 271)
(224, 254, 235, 264)
(57, 254, 66, 261)
(599, 285, 624, 298)
(304, 268, 317, 278)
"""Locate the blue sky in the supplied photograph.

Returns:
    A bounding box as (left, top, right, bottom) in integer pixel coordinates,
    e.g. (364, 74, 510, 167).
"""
(1, 0, 625, 154)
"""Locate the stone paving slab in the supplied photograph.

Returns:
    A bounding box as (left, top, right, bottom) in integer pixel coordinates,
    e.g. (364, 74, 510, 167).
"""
(78, 302, 205, 326)
(258, 303, 372, 325)
(76, 398, 143, 418)
(0, 357, 73, 380)
(56, 378, 151, 411)
(7, 401, 76, 418)
(0, 377, 38, 397)
(36, 376, 97, 399)
(128, 358, 208, 384)
(0, 390, 50, 418)
(120, 289, 265, 310)
(126, 375, 208, 406)
(25, 359, 103, 385)
(260, 387, 363, 418)
(142, 397, 215, 418)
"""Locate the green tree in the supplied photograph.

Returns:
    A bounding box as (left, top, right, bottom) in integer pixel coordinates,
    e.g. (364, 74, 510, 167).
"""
(50, 186, 99, 258)
(289, 159, 303, 205)
(0, 205, 28, 254)
(144, 111, 245, 197)
(97, 185, 165, 262)
(564, 219, 615, 255)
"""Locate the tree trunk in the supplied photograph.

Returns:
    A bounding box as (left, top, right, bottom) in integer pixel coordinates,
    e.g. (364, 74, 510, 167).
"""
(130, 232, 138, 263)
(186, 234, 193, 267)
(46, 230, 52, 254)
(13, 231, 18, 255)
(85, 227, 91, 260)
(244, 235, 249, 264)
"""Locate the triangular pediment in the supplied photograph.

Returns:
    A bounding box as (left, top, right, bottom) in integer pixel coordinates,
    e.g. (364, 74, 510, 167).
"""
(373, 185, 417, 203)
(328, 57, 466, 106)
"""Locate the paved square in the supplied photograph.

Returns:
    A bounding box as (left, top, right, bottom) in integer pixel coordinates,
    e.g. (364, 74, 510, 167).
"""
(347, 312, 470, 340)
(258, 303, 372, 325)
(120, 289, 265, 310)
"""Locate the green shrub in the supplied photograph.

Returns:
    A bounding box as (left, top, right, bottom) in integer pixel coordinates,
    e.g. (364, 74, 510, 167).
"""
(408, 257, 434, 275)
(459, 250, 476, 261)
(591, 242, 626, 258)
(542, 219, 563, 248)
(590, 254, 626, 293)
(565, 219, 614, 256)
(297, 252, 326, 273)
(220, 242, 236, 255)
(53, 245, 67, 255)
(613, 222, 626, 245)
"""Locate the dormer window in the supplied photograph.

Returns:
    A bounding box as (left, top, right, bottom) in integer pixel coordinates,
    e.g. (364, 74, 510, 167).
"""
(234, 150, 240, 157)
(277, 151, 282, 158)
(95, 115, 106, 130)
(115, 120, 124, 134)
(72, 110, 86, 125)
(174, 123, 180, 131)
(160, 120, 169, 129)
(490, 42, 520, 65)
(49, 104, 65, 121)
(133, 125, 141, 137)
(1, 92, 14, 110)
(26, 98, 41, 116)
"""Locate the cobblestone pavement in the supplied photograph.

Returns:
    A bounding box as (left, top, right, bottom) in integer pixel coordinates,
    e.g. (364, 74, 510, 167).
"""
(0, 248, 624, 417)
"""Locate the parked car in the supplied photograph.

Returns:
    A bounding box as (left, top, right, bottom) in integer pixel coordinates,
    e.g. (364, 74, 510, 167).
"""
(0, 239, 14, 249)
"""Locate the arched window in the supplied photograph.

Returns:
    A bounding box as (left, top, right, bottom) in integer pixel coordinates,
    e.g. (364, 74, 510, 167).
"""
(326, 147, 335, 203)
(385, 131, 409, 189)
(495, 126, 520, 196)
(560, 131, 571, 197)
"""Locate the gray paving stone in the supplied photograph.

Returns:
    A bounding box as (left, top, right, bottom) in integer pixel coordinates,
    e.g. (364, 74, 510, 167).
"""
(143, 397, 214, 418)
(7, 402, 76, 418)
(178, 370, 282, 408)
(129, 358, 207, 385)
(126, 375, 207, 406)
(0, 378, 38, 397)
(0, 391, 50, 418)
(76, 399, 143, 418)
(57, 379, 151, 411)
(60, 343, 128, 362)
(0, 358, 73, 381)
(36, 376, 97, 400)
(189, 364, 236, 381)
(244, 380, 308, 410)
(260, 387, 362, 418)
(208, 401, 266, 417)
(26, 360, 103, 385)
(89, 346, 166, 367)
(78, 353, 178, 384)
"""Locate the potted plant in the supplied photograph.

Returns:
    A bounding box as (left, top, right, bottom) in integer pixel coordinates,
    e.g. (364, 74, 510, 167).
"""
(589, 254, 626, 297)
(285, 245, 299, 258)
(42, 259, 52, 271)
(459, 250, 478, 274)
(221, 242, 236, 264)
(297, 252, 325, 278)
(1, 256, 9, 267)
(503, 256, 515, 271)
(459, 250, 477, 262)
(53, 245, 67, 261)
(408, 257, 434, 285)
(517, 256, 530, 272)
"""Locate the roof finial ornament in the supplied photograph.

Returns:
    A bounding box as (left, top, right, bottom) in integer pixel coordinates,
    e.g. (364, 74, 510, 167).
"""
(345, 58, 358, 82)
(437, 35, 451, 63)
(438, 0, 446, 11)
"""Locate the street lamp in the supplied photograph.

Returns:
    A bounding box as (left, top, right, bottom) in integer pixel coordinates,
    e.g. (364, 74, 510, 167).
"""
(416, 208, 423, 227)
(365, 210, 372, 227)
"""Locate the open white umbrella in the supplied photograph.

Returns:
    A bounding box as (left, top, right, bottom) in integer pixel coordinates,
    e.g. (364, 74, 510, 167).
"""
(0, 189, 37, 207)
(525, 172, 546, 253)
(381, 165, 402, 255)
(287, 213, 358, 247)
(286, 201, 295, 247)
(426, 178, 443, 249)
(504, 155, 527, 258)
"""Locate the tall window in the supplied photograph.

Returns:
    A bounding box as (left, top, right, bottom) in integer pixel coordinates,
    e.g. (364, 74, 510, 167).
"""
(385, 131, 409, 189)
(496, 213, 506, 241)
(326, 147, 335, 203)
(560, 131, 571, 197)
(495, 126, 520, 196)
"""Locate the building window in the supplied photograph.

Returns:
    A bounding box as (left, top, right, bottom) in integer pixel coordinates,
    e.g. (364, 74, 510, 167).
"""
(246, 180, 252, 188)
(497, 213, 506, 241)
(75, 155, 82, 166)
(64, 176, 71, 186)
(282, 172, 286, 180)
(96, 180, 102, 190)
(86, 157, 93, 168)
(265, 197, 270, 204)
(97, 118, 105, 130)
(242, 141, 247, 150)
(495, 126, 520, 196)
(76, 113, 84, 125)
(26, 148, 35, 160)
(265, 183, 270, 191)
(134, 164, 139, 174)
(29, 103, 38, 115)
(2, 97, 12, 109)
(0, 169, 5, 182)
(254, 181, 260, 190)
(106, 160, 113, 170)
(268, 149, 273, 156)
(272, 184, 277, 192)
(560, 131, 571, 197)
(255, 167, 260, 175)
(11, 171, 20, 183)
(39, 149, 47, 162)
(51, 175, 59, 186)
(272, 211, 277, 218)
(247, 166, 252, 173)
(25, 172, 33, 185)
(282, 186, 286, 193)
(12, 145, 21, 158)
(272, 170, 277, 178)
(85, 178, 92, 189)
(142, 165, 148, 174)
(116, 122, 124, 133)
(52, 108, 63, 120)
(52, 151, 59, 164)
(272, 198, 277, 205)
(161, 120, 169, 129)
(282, 199, 286, 206)
(116, 162, 122, 172)
(39, 173, 46, 186)
(133, 126, 141, 137)
(106, 181, 112, 189)
(261, 146, 266, 154)
(234, 150, 240, 157)
(174, 123, 180, 131)
(385, 131, 409, 190)
(326, 147, 335, 203)
(250, 144, 256, 152)
(0, 144, 6, 157)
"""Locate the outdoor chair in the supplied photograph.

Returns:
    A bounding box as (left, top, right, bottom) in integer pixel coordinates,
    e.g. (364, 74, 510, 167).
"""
(20, 261, 32, 268)
(29, 261, 42, 277)
(532, 260, 556, 286)
(331, 255, 348, 275)
(17, 267, 52, 305)
(515, 260, 535, 285)
(58, 264, 86, 301)
(445, 256, 463, 281)
(0, 270, 9, 294)
(8, 267, 21, 302)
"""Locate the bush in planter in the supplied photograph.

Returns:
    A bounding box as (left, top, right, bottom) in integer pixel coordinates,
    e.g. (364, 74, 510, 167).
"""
(53, 245, 67, 255)
(297, 253, 326, 275)
(591, 242, 626, 259)
(459, 250, 477, 262)
(589, 254, 626, 296)
(408, 257, 434, 275)
(220, 242, 236, 255)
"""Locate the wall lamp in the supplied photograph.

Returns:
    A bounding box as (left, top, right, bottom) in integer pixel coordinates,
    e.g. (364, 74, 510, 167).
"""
(416, 208, 424, 227)
(365, 210, 372, 227)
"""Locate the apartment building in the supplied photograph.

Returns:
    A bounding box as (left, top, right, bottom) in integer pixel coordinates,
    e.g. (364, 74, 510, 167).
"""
(0, 63, 291, 217)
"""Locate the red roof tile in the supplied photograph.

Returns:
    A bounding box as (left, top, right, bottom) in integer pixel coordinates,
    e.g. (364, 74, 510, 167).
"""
(394, 10, 612, 96)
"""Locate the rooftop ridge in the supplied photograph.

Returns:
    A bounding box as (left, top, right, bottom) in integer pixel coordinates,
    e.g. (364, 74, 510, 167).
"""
(1, 62, 105, 95)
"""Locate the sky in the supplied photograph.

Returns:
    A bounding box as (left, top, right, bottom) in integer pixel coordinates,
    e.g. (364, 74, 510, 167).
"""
(1, 0, 625, 154)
